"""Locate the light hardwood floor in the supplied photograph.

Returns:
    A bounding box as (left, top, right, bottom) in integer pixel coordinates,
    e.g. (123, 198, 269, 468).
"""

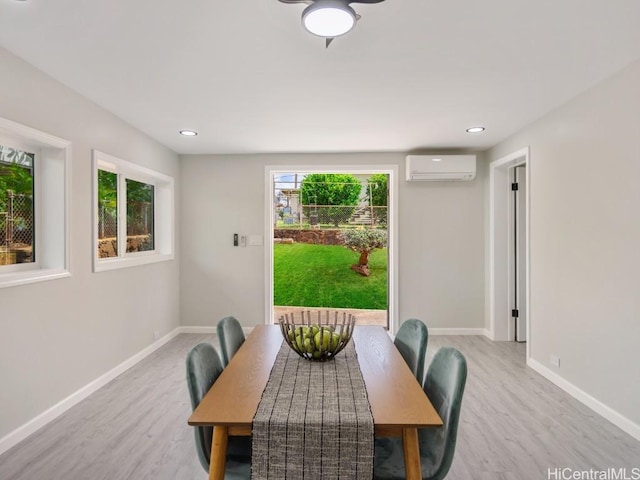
(0, 334, 638, 480)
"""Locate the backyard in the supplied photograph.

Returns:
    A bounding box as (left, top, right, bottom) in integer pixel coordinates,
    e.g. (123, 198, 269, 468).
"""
(273, 243, 388, 310)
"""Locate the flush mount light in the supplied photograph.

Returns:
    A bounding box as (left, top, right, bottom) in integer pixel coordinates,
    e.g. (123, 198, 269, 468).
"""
(179, 130, 198, 136)
(431, 158, 442, 162)
(466, 126, 485, 133)
(302, 0, 357, 37)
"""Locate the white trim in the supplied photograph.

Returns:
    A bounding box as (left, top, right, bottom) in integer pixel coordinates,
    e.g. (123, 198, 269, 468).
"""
(488, 147, 531, 358)
(528, 358, 640, 442)
(265, 165, 399, 333)
(0, 116, 71, 288)
(0, 268, 71, 289)
(0, 117, 71, 150)
(0, 328, 181, 456)
(178, 325, 217, 334)
(181, 325, 482, 337)
(429, 328, 488, 336)
(177, 326, 255, 336)
(92, 150, 175, 272)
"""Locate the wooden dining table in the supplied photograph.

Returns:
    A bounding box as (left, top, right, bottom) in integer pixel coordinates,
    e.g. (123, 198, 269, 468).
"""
(188, 324, 442, 480)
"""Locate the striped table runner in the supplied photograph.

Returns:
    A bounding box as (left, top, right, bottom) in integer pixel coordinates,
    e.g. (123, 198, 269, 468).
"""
(251, 340, 374, 480)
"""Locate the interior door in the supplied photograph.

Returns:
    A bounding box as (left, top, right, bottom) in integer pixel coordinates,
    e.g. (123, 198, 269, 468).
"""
(514, 165, 527, 342)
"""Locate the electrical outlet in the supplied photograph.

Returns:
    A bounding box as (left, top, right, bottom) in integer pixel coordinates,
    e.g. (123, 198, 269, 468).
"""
(239, 235, 246, 247)
(233, 233, 239, 246)
(153, 330, 160, 340)
(550, 354, 560, 367)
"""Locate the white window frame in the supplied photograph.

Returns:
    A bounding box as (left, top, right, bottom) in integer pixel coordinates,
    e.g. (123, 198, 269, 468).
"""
(93, 150, 174, 272)
(0, 117, 71, 289)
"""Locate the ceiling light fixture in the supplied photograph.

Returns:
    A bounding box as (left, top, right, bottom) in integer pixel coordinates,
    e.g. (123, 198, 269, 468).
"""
(179, 130, 198, 136)
(432, 158, 442, 162)
(466, 126, 485, 133)
(302, 0, 357, 37)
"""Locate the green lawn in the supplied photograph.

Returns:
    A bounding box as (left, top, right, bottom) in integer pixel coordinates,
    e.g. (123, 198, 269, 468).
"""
(273, 243, 388, 310)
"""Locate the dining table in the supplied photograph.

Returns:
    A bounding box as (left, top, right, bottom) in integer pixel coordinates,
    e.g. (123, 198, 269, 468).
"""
(188, 324, 442, 480)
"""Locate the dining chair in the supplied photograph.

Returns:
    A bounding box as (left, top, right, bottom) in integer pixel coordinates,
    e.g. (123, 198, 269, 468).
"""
(217, 316, 246, 367)
(394, 318, 429, 383)
(373, 346, 468, 480)
(186, 342, 251, 478)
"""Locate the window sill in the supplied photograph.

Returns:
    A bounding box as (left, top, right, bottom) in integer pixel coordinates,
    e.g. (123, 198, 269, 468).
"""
(0, 268, 71, 289)
(94, 252, 174, 272)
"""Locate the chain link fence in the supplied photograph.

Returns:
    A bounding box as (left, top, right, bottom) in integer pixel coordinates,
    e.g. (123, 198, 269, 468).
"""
(97, 201, 153, 239)
(98, 202, 118, 240)
(0, 191, 34, 264)
(277, 203, 387, 228)
(274, 180, 387, 229)
(127, 201, 153, 236)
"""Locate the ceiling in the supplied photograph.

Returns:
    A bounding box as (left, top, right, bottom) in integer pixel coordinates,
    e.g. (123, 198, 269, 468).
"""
(1, 0, 640, 155)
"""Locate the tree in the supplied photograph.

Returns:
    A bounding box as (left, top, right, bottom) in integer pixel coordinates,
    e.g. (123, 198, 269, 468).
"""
(300, 173, 362, 227)
(367, 173, 388, 225)
(0, 163, 34, 212)
(339, 228, 387, 277)
(0, 147, 34, 192)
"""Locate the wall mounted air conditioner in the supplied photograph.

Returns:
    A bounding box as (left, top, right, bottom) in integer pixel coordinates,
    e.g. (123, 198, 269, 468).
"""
(405, 155, 476, 181)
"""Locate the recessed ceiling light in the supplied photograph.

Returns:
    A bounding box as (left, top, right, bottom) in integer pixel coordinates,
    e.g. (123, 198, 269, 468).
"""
(432, 158, 442, 162)
(466, 126, 485, 133)
(179, 130, 198, 136)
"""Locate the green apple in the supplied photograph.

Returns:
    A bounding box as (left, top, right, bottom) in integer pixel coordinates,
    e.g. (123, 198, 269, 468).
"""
(303, 337, 315, 353)
(331, 332, 340, 350)
(314, 330, 331, 351)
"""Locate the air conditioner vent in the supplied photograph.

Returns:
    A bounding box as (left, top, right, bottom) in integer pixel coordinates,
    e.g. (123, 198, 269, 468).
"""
(406, 155, 476, 181)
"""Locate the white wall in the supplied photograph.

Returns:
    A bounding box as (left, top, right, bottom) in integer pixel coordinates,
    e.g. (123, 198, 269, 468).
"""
(179, 153, 486, 331)
(488, 59, 640, 426)
(0, 48, 180, 439)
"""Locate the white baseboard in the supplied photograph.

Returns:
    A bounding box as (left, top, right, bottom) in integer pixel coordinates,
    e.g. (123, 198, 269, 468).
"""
(527, 358, 640, 442)
(178, 326, 255, 335)
(181, 325, 485, 337)
(0, 327, 181, 456)
(178, 325, 216, 334)
(429, 328, 487, 336)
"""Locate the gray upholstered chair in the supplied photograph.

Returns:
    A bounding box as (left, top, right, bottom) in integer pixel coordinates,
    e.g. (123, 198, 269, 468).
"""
(394, 318, 429, 383)
(186, 342, 251, 478)
(373, 347, 468, 480)
(217, 316, 246, 367)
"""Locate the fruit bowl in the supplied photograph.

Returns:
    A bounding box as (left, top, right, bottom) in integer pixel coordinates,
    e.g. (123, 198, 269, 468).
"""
(278, 311, 356, 361)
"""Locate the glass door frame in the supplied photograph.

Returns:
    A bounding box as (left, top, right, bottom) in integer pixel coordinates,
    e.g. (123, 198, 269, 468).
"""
(264, 164, 399, 333)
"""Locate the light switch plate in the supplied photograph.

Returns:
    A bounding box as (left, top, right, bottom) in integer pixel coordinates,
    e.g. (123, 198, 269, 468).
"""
(247, 235, 264, 246)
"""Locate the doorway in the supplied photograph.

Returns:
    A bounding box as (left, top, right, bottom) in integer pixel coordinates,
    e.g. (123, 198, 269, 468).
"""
(265, 165, 399, 332)
(512, 165, 527, 342)
(489, 148, 530, 354)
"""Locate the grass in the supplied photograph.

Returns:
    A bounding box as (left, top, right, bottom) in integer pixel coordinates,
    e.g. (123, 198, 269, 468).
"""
(273, 243, 388, 310)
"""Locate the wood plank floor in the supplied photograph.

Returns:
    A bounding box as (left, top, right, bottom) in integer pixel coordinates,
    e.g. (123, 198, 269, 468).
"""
(0, 334, 638, 480)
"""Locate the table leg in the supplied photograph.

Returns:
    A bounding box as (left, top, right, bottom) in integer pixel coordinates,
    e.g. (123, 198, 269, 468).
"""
(402, 427, 422, 480)
(209, 426, 229, 480)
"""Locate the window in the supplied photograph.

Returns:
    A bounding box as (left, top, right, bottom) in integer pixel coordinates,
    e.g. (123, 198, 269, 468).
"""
(0, 116, 70, 289)
(0, 143, 36, 268)
(93, 150, 173, 272)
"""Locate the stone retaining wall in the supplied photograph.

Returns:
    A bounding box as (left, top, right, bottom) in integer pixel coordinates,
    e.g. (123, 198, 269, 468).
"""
(98, 235, 153, 258)
(273, 229, 343, 246)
